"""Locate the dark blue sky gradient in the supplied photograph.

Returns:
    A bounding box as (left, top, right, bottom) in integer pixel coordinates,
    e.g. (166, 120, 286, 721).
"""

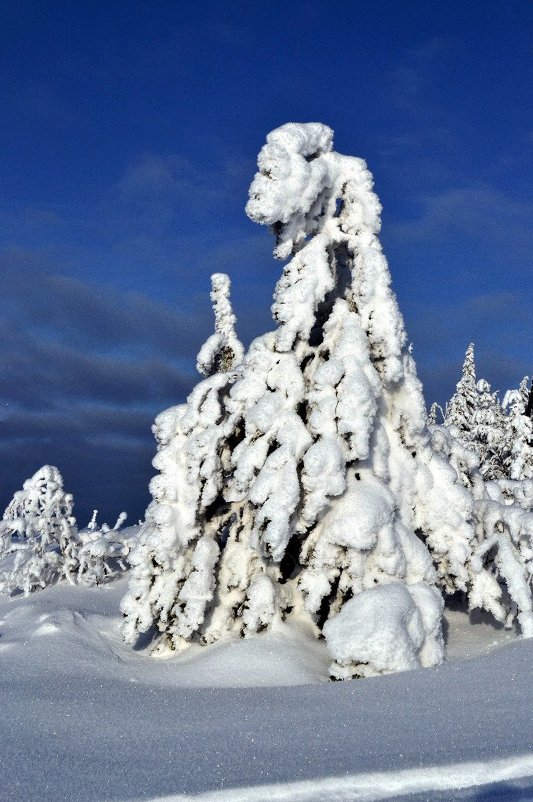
(1, 1, 532, 523)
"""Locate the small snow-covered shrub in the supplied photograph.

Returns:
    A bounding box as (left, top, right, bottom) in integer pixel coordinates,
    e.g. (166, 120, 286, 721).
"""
(122, 122, 481, 678)
(0, 468, 132, 594)
(76, 511, 131, 586)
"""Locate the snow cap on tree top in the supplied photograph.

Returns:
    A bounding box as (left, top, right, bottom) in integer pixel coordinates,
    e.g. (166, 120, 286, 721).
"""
(246, 122, 380, 260)
(3, 465, 73, 521)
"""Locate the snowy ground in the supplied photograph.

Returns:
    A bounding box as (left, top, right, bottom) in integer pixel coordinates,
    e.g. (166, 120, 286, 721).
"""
(1, 578, 532, 801)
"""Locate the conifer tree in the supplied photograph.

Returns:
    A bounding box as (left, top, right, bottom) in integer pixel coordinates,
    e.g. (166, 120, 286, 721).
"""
(503, 381, 533, 481)
(121, 123, 505, 677)
(0, 467, 131, 593)
(444, 343, 478, 439)
(0, 466, 77, 593)
(472, 379, 506, 480)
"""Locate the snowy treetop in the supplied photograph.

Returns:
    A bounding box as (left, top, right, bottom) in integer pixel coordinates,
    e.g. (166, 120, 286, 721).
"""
(246, 122, 381, 261)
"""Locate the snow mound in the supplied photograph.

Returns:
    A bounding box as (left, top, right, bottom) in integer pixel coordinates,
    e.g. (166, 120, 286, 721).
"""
(323, 582, 444, 678)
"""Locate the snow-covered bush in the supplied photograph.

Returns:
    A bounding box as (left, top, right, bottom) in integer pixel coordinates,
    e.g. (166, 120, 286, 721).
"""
(0, 467, 131, 594)
(76, 511, 131, 586)
(122, 122, 484, 678)
(323, 582, 444, 679)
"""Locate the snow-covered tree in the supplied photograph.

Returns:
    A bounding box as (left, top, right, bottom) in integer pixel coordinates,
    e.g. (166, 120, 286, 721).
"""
(503, 380, 533, 481)
(444, 343, 478, 439)
(0, 466, 77, 594)
(430, 420, 533, 636)
(0, 467, 131, 594)
(122, 122, 485, 678)
(472, 378, 506, 480)
(517, 375, 531, 415)
(427, 402, 444, 426)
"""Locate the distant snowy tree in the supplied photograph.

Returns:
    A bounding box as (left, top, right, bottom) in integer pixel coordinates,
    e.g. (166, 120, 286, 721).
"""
(472, 379, 506, 480)
(444, 343, 478, 439)
(430, 422, 533, 636)
(0, 468, 131, 594)
(427, 402, 444, 426)
(513, 375, 531, 414)
(436, 362, 533, 632)
(122, 122, 484, 678)
(443, 350, 510, 479)
(0, 466, 77, 594)
(503, 382, 533, 481)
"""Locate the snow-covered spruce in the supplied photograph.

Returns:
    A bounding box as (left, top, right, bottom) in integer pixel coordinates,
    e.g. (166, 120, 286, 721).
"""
(503, 378, 533, 481)
(443, 348, 533, 483)
(471, 378, 507, 480)
(0, 466, 130, 594)
(122, 122, 483, 678)
(430, 356, 533, 633)
(444, 343, 478, 439)
(0, 466, 77, 594)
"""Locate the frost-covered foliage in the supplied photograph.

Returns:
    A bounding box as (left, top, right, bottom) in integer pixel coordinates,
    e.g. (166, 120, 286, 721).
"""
(122, 122, 485, 678)
(429, 356, 533, 634)
(471, 378, 507, 480)
(0, 468, 131, 594)
(427, 402, 444, 426)
(75, 511, 131, 587)
(429, 426, 533, 637)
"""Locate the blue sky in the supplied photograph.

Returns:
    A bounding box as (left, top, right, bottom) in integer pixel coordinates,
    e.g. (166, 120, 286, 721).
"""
(1, 1, 532, 523)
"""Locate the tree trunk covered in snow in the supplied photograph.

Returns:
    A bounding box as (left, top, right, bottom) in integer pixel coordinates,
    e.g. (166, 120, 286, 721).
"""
(121, 123, 480, 678)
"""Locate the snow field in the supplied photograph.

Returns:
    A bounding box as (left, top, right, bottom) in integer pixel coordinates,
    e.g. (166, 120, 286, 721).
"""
(1, 579, 532, 801)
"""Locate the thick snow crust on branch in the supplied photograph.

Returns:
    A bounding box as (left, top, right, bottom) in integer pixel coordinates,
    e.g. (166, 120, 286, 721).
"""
(121, 122, 492, 677)
(197, 273, 244, 376)
(0, 467, 130, 594)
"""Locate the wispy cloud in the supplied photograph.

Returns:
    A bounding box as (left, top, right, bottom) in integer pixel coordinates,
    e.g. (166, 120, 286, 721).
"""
(389, 186, 532, 256)
(0, 243, 209, 522)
